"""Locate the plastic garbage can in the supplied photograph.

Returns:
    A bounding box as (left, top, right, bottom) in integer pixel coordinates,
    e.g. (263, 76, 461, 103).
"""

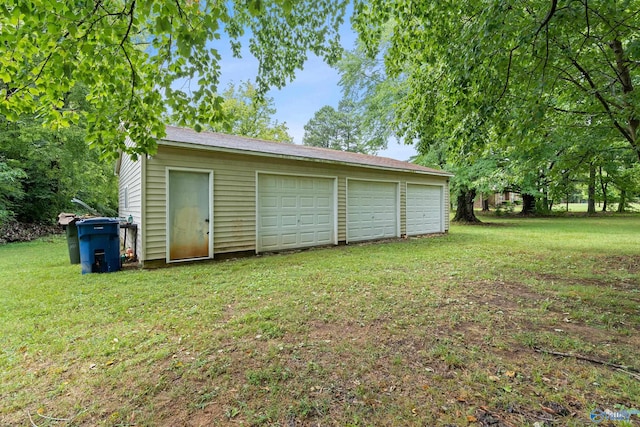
(65, 219, 81, 264)
(77, 217, 121, 274)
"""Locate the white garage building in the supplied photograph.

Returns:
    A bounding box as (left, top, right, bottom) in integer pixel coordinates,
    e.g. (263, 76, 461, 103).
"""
(117, 126, 452, 267)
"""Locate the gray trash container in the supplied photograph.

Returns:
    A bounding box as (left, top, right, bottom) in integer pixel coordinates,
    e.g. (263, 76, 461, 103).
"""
(65, 219, 80, 264)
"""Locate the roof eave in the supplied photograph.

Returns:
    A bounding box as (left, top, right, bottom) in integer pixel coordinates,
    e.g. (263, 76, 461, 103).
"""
(157, 139, 454, 178)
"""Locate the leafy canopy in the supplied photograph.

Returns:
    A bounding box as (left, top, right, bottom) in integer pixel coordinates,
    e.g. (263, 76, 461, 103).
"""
(352, 0, 640, 162)
(0, 0, 348, 158)
(350, 0, 640, 217)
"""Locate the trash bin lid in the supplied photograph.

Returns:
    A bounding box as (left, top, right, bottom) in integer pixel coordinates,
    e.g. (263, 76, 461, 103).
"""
(76, 217, 119, 226)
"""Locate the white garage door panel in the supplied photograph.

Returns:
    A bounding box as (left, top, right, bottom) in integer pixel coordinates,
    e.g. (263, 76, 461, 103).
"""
(347, 180, 398, 242)
(406, 184, 442, 235)
(258, 174, 335, 252)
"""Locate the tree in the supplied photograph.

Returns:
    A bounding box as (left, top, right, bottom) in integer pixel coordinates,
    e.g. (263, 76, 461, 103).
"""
(0, 159, 26, 225)
(354, 0, 639, 157)
(352, 1, 640, 218)
(0, 1, 348, 158)
(303, 106, 342, 150)
(336, 31, 405, 151)
(303, 99, 378, 154)
(611, 159, 640, 212)
(0, 116, 118, 224)
(206, 81, 292, 142)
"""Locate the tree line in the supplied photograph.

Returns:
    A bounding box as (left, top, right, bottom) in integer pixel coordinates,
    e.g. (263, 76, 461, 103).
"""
(0, 85, 118, 226)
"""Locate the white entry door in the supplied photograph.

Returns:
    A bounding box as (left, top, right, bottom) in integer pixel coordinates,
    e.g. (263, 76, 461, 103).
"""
(406, 184, 443, 235)
(347, 180, 399, 242)
(167, 169, 213, 262)
(257, 174, 336, 252)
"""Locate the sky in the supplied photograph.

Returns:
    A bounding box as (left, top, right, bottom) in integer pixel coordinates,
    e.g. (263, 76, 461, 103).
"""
(215, 21, 418, 162)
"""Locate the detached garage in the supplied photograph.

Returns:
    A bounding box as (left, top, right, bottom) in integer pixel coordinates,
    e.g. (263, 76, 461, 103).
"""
(117, 126, 452, 267)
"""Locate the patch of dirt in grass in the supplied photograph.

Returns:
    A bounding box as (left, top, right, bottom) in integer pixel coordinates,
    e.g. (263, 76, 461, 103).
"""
(464, 279, 548, 308)
(451, 279, 640, 376)
(592, 254, 640, 274)
(535, 272, 640, 292)
(281, 318, 626, 427)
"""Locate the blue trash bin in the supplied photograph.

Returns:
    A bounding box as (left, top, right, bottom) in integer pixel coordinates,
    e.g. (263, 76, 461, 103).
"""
(77, 217, 121, 274)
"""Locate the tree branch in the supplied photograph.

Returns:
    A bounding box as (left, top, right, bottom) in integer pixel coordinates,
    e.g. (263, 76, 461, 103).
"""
(175, 0, 185, 18)
(120, 0, 136, 48)
(7, 52, 54, 99)
(569, 58, 635, 146)
(584, 0, 590, 39)
(534, 347, 640, 374)
(26, 411, 39, 427)
(120, 1, 137, 105)
(497, 46, 518, 103)
(534, 0, 558, 38)
(120, 45, 137, 106)
(552, 107, 605, 115)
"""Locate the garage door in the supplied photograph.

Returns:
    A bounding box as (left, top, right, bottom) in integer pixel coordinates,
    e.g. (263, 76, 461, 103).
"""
(257, 174, 335, 252)
(347, 180, 398, 242)
(406, 184, 443, 235)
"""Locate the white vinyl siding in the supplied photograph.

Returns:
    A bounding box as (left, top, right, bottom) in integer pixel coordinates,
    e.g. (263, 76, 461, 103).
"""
(117, 144, 143, 260)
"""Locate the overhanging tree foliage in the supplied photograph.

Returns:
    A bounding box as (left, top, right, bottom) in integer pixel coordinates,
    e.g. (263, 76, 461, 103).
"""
(352, 0, 640, 217)
(0, 1, 348, 158)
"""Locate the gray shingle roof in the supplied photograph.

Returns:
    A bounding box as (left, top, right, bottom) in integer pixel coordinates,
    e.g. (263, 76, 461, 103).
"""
(161, 126, 453, 177)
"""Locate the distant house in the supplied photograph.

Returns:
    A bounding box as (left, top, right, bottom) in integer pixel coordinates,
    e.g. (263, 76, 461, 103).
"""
(116, 126, 453, 267)
(474, 192, 521, 210)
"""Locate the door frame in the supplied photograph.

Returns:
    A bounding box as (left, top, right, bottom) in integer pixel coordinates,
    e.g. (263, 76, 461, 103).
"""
(165, 167, 214, 263)
(255, 171, 338, 253)
(346, 178, 400, 244)
(405, 182, 445, 235)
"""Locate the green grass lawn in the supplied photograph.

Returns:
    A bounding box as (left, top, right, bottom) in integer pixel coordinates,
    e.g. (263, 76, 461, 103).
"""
(1, 215, 639, 426)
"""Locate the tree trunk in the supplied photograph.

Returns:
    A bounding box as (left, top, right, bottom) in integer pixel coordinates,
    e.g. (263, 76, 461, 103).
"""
(587, 163, 596, 214)
(482, 198, 489, 211)
(618, 189, 626, 213)
(520, 193, 536, 215)
(599, 166, 608, 212)
(542, 193, 551, 213)
(453, 188, 480, 222)
(610, 39, 640, 163)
